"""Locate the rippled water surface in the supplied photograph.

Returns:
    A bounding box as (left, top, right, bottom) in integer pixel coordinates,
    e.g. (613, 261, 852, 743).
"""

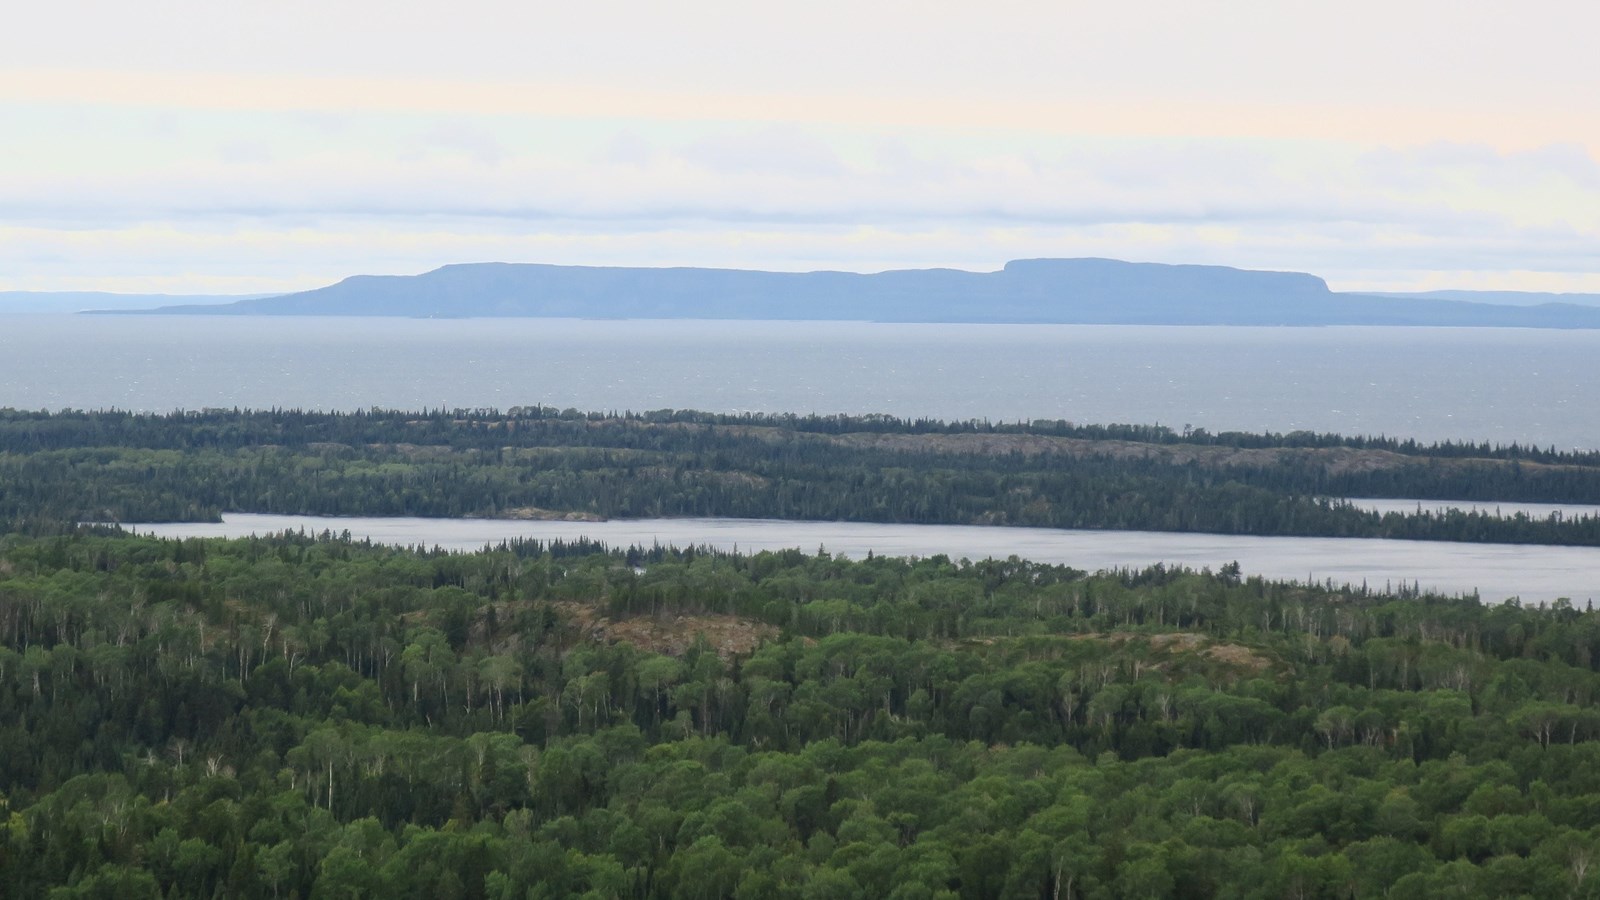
(5, 315, 1600, 449)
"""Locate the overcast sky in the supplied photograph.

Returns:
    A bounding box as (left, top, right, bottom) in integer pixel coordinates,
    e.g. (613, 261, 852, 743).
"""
(3, 0, 1597, 294)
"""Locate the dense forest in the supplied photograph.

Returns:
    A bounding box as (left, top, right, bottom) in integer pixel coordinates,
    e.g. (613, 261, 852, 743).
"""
(7, 406, 1600, 897)
(3, 407, 1600, 545)
(6, 529, 1600, 897)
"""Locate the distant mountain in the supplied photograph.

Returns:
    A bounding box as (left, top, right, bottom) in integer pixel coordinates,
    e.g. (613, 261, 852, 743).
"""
(1, 292, 264, 314)
(1371, 289, 1600, 308)
(115, 259, 1600, 328)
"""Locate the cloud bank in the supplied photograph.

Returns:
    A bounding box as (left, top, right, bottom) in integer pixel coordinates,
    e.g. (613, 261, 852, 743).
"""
(2, 1, 1597, 293)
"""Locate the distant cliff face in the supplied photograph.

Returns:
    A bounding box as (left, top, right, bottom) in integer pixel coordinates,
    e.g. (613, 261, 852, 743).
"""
(1000, 257, 1330, 295)
(989, 258, 1333, 324)
(138, 259, 1600, 329)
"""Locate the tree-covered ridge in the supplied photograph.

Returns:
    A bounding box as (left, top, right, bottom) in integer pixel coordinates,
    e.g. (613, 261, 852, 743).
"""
(6, 405, 1599, 464)
(3, 407, 1600, 545)
(6, 529, 1600, 897)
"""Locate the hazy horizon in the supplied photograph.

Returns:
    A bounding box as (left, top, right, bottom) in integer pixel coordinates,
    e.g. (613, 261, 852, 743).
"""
(3, 1, 1596, 297)
(8, 257, 1600, 307)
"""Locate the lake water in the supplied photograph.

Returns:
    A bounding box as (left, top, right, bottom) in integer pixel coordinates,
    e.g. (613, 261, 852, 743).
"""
(1347, 498, 1600, 520)
(5, 315, 1600, 449)
(123, 513, 1600, 605)
(19, 314, 1600, 602)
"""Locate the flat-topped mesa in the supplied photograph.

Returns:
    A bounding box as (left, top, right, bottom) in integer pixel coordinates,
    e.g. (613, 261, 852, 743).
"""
(985, 258, 1335, 325)
(127, 258, 1600, 328)
(999, 257, 1331, 298)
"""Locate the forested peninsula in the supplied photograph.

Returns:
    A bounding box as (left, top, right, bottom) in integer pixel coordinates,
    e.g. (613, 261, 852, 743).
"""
(9, 407, 1600, 898)
(3, 406, 1600, 546)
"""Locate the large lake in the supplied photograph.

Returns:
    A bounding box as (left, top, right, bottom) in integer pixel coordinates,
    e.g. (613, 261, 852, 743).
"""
(124, 513, 1600, 606)
(5, 315, 1600, 449)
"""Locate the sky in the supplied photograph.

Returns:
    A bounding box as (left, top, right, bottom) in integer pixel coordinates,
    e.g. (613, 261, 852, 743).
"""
(3, 0, 1598, 295)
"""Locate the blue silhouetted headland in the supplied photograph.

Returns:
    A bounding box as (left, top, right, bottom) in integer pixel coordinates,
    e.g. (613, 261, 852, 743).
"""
(127, 258, 1600, 327)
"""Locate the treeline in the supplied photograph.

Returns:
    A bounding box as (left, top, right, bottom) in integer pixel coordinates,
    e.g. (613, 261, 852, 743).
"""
(3, 407, 1600, 545)
(7, 530, 1600, 897)
(6, 406, 1598, 465)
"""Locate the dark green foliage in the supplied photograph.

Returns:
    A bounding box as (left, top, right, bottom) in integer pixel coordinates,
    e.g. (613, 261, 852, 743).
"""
(3, 406, 1600, 545)
(7, 529, 1600, 897)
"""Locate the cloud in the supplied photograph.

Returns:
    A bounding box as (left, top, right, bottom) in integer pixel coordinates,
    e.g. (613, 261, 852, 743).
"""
(5, 211, 1600, 297)
(679, 126, 849, 177)
(9, 113, 1580, 228)
(2, 82, 1597, 293)
(8, 1, 1598, 110)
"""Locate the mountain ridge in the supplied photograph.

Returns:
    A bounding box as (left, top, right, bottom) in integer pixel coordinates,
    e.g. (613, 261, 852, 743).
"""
(86, 258, 1600, 328)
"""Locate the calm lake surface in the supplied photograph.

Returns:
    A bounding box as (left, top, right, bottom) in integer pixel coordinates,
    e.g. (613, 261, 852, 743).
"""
(5, 315, 1600, 449)
(1348, 498, 1600, 520)
(123, 514, 1600, 605)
